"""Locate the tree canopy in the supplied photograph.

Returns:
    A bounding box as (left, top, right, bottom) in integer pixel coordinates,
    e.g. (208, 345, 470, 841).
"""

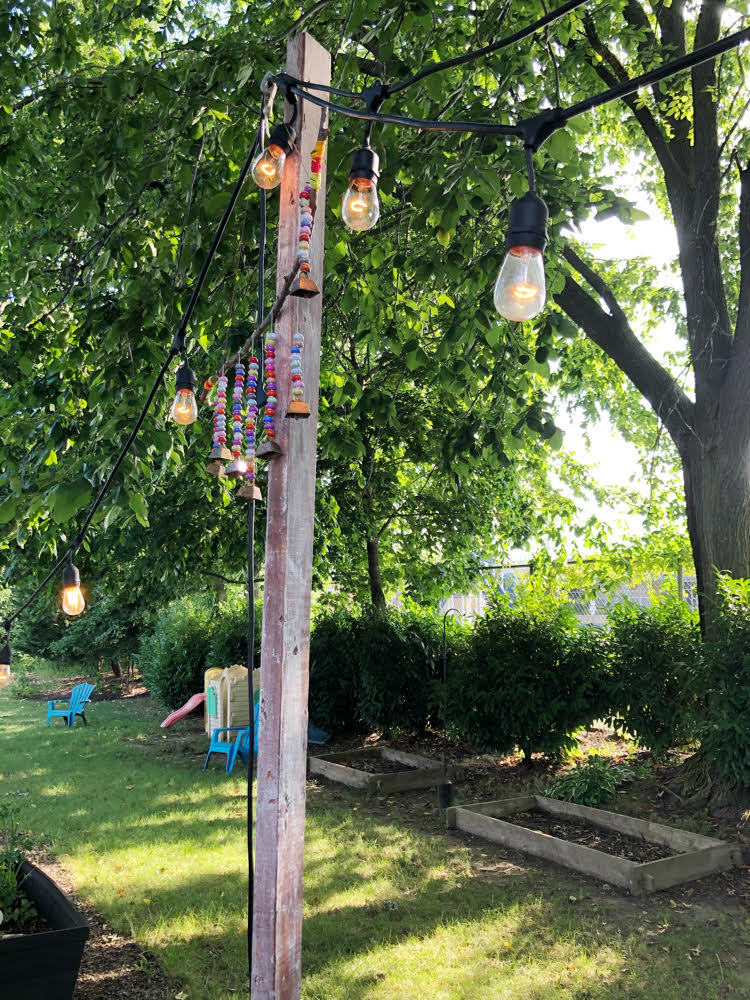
(1, 0, 747, 622)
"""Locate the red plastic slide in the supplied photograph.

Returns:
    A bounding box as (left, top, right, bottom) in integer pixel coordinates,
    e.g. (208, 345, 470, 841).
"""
(160, 692, 206, 728)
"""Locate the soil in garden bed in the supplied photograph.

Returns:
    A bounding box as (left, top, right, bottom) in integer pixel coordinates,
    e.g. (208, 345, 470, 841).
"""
(513, 809, 677, 863)
(0, 907, 53, 937)
(329, 755, 420, 775)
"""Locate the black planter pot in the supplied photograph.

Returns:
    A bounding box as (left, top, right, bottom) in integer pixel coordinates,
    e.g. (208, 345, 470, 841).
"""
(0, 861, 90, 1000)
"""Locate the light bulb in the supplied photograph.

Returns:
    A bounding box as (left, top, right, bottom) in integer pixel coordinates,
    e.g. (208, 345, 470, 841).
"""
(171, 388, 198, 425)
(62, 559, 85, 616)
(0, 641, 11, 687)
(62, 585, 85, 616)
(342, 178, 380, 232)
(493, 246, 546, 321)
(252, 144, 286, 190)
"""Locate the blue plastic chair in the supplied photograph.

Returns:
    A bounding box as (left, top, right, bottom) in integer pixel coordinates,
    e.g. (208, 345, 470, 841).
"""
(203, 701, 260, 775)
(46, 682, 95, 728)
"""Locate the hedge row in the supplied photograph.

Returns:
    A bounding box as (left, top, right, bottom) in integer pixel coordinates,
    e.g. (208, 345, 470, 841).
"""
(135, 583, 750, 783)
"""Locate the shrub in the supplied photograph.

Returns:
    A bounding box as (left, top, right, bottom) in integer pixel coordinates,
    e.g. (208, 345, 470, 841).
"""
(47, 592, 150, 672)
(204, 594, 263, 673)
(449, 594, 607, 760)
(545, 754, 651, 807)
(308, 609, 363, 733)
(138, 594, 217, 708)
(695, 578, 750, 785)
(605, 597, 699, 751)
(356, 608, 443, 734)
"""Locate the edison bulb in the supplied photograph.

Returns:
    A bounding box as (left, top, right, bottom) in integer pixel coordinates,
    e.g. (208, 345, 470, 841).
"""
(171, 388, 198, 426)
(0, 664, 9, 687)
(493, 246, 546, 321)
(62, 585, 86, 617)
(342, 177, 380, 232)
(252, 145, 286, 190)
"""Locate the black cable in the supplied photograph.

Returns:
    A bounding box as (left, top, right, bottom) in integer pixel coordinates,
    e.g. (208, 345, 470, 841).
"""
(246, 116, 267, 997)
(385, 0, 589, 95)
(4, 125, 264, 630)
(288, 84, 523, 136)
(560, 25, 750, 125)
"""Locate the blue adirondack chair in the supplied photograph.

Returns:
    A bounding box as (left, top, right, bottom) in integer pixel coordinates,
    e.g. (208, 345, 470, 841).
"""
(46, 682, 95, 728)
(203, 701, 260, 775)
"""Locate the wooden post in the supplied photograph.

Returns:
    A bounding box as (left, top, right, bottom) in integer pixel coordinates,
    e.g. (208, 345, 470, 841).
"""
(252, 33, 331, 1000)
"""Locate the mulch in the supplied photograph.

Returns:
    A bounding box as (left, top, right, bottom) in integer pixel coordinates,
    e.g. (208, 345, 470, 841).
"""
(511, 808, 675, 863)
(327, 754, 419, 774)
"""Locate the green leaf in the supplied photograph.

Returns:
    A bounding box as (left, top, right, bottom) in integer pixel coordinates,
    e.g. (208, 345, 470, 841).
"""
(128, 493, 150, 528)
(0, 497, 17, 525)
(50, 481, 91, 524)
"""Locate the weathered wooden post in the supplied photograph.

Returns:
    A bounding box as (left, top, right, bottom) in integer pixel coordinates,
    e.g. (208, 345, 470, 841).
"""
(252, 32, 331, 1000)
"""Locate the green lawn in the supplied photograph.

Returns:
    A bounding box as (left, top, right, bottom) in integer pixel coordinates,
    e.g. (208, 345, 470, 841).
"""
(1, 688, 747, 999)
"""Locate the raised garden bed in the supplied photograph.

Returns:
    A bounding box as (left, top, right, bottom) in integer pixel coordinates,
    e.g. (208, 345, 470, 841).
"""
(308, 747, 463, 793)
(446, 794, 742, 895)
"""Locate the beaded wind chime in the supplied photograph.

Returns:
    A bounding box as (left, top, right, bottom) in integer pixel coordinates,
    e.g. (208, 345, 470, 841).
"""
(205, 374, 231, 476)
(290, 136, 327, 299)
(287, 331, 309, 418)
(225, 363, 247, 479)
(256, 330, 281, 457)
(237, 354, 262, 499)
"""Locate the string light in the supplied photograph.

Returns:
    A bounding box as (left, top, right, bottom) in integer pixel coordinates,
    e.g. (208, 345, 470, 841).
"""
(62, 554, 85, 617)
(171, 360, 198, 425)
(251, 122, 297, 190)
(494, 190, 548, 322)
(341, 147, 380, 232)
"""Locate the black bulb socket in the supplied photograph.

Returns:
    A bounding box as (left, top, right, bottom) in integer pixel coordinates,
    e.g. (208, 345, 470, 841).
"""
(268, 122, 297, 156)
(175, 361, 197, 394)
(348, 147, 380, 184)
(63, 561, 81, 590)
(505, 191, 549, 253)
(0, 642, 11, 666)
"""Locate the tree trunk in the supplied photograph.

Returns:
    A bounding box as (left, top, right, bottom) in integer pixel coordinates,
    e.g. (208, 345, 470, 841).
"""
(680, 379, 750, 636)
(367, 537, 387, 609)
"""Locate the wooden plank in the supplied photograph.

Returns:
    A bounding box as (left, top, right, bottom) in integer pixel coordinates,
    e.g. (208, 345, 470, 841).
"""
(251, 32, 331, 1000)
(307, 757, 372, 788)
(631, 844, 743, 894)
(536, 796, 727, 852)
(381, 748, 442, 769)
(374, 765, 463, 793)
(453, 796, 536, 819)
(451, 806, 636, 889)
(311, 748, 383, 763)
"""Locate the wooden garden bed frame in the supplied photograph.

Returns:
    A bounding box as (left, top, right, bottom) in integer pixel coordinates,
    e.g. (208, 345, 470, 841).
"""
(308, 747, 464, 793)
(446, 794, 742, 895)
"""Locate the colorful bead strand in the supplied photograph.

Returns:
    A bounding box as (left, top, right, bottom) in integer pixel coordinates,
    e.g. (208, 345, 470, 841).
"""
(226, 363, 246, 477)
(257, 331, 281, 457)
(238, 355, 262, 499)
(291, 137, 327, 299)
(205, 374, 230, 476)
(287, 331, 310, 419)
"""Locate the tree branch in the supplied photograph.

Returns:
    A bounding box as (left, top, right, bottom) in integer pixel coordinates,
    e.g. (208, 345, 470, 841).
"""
(556, 246, 696, 452)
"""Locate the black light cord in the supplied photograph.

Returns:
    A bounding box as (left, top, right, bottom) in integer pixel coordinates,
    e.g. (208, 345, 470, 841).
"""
(246, 110, 267, 995)
(4, 126, 264, 630)
(384, 0, 588, 95)
(282, 25, 750, 151)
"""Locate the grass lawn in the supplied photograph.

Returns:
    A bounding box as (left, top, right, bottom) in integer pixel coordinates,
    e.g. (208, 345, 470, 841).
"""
(1, 686, 748, 999)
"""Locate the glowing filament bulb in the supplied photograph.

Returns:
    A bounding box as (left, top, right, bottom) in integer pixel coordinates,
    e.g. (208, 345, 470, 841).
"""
(493, 246, 546, 321)
(62, 559, 86, 617)
(252, 144, 286, 190)
(342, 177, 380, 232)
(171, 388, 198, 426)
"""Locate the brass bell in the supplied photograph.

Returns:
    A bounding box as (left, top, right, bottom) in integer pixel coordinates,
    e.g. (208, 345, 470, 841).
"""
(290, 273, 320, 298)
(238, 482, 263, 501)
(286, 400, 311, 419)
(225, 460, 248, 479)
(256, 440, 283, 458)
(206, 445, 231, 477)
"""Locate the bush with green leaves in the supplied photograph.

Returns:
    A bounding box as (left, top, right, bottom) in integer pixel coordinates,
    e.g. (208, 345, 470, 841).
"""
(308, 608, 364, 733)
(604, 597, 699, 751)
(47, 591, 152, 672)
(204, 593, 263, 674)
(356, 607, 444, 735)
(545, 754, 651, 807)
(137, 594, 218, 708)
(449, 591, 607, 760)
(695, 578, 750, 785)
(0, 804, 36, 930)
